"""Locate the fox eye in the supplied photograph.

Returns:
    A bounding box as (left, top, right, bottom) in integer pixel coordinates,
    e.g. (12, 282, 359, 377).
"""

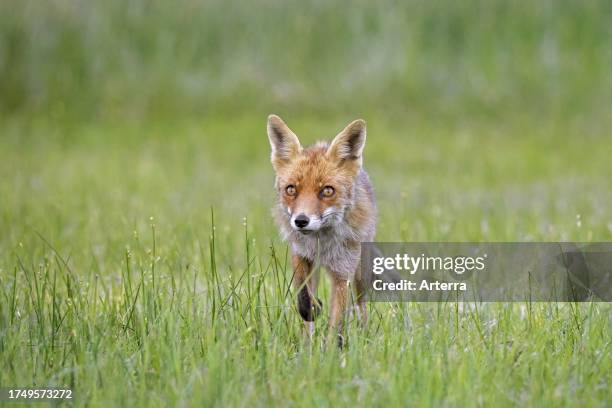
(321, 186, 335, 197)
(285, 185, 297, 196)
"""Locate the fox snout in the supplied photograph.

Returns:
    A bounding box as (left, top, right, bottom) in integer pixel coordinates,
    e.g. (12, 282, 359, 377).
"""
(291, 213, 319, 234)
(288, 206, 338, 234)
(293, 214, 309, 228)
(286, 189, 331, 233)
(289, 212, 324, 234)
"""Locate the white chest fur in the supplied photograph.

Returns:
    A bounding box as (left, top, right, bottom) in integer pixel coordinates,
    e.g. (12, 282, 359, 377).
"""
(286, 223, 361, 280)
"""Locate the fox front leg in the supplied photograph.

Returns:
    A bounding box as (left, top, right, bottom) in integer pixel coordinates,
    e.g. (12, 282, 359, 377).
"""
(329, 275, 349, 348)
(353, 278, 368, 328)
(292, 255, 322, 339)
(353, 261, 369, 327)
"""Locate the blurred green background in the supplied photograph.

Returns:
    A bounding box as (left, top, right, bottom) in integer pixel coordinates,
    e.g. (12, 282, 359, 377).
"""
(2, 0, 612, 120)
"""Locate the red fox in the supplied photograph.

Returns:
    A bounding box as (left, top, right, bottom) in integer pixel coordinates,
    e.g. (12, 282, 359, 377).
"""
(267, 114, 376, 346)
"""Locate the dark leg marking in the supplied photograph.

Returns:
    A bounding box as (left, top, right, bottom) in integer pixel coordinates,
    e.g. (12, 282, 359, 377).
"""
(297, 287, 322, 322)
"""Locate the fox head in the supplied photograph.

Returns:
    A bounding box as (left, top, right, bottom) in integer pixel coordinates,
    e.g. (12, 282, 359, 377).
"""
(267, 114, 367, 234)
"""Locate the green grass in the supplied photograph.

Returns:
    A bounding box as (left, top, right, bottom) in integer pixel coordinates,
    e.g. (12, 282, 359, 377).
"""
(0, 114, 610, 406)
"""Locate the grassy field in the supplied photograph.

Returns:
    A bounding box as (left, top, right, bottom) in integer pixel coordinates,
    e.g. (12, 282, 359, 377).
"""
(1, 114, 610, 406)
(1, 1, 611, 407)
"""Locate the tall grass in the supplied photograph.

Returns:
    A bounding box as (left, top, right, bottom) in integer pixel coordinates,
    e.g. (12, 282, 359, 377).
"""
(1, 116, 611, 406)
(1, 205, 610, 406)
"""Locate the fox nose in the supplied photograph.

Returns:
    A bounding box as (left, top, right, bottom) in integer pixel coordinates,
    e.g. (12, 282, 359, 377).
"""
(294, 214, 310, 228)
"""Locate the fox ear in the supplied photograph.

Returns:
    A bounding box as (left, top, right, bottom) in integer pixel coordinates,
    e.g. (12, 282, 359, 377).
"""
(327, 119, 366, 170)
(267, 114, 302, 171)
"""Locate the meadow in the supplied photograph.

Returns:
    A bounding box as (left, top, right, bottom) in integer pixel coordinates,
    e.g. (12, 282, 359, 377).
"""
(1, 1, 611, 406)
